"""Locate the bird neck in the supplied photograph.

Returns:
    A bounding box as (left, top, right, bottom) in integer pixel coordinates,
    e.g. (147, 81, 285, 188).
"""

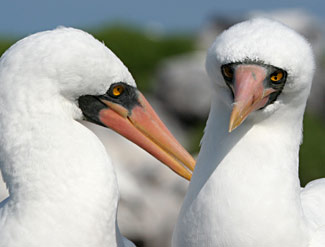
(196, 95, 305, 186)
(184, 95, 310, 245)
(0, 106, 120, 246)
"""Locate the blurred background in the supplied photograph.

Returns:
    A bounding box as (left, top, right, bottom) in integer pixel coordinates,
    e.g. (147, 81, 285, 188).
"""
(0, 1, 324, 246)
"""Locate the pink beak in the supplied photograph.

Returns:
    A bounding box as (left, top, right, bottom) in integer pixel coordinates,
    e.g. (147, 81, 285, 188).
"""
(98, 92, 195, 180)
(229, 64, 276, 132)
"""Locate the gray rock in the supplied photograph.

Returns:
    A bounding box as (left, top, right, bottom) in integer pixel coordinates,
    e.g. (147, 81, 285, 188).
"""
(155, 51, 212, 121)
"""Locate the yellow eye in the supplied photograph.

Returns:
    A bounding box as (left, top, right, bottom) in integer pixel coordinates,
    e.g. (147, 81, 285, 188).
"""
(222, 66, 233, 79)
(270, 71, 284, 82)
(112, 85, 125, 97)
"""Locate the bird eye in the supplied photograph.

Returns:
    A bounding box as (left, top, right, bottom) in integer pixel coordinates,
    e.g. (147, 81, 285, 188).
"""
(222, 65, 234, 79)
(112, 85, 125, 97)
(270, 71, 284, 82)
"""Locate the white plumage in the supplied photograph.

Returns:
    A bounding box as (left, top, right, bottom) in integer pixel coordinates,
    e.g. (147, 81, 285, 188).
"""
(173, 18, 325, 246)
(0, 26, 196, 247)
(0, 27, 135, 247)
(0, 24, 196, 247)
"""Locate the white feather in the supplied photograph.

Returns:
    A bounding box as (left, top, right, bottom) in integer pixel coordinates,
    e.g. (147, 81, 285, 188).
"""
(0, 27, 135, 247)
(173, 18, 324, 247)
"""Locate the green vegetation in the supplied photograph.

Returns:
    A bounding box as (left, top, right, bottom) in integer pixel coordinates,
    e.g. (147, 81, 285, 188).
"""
(0, 25, 323, 186)
(0, 39, 14, 58)
(300, 114, 325, 186)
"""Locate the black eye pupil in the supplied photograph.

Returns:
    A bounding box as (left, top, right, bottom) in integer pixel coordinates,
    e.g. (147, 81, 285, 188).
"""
(222, 65, 233, 79)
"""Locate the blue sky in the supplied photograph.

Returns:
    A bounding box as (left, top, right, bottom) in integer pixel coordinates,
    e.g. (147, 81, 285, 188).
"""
(1, 0, 324, 36)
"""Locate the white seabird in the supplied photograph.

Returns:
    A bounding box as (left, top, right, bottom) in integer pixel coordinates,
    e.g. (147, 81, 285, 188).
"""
(173, 18, 325, 246)
(0, 27, 195, 247)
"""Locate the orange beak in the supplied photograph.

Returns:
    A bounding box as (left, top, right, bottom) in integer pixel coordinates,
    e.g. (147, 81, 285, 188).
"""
(229, 64, 276, 132)
(97, 92, 195, 180)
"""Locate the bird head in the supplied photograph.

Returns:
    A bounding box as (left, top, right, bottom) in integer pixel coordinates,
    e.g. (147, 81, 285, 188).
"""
(0, 27, 194, 180)
(206, 18, 315, 132)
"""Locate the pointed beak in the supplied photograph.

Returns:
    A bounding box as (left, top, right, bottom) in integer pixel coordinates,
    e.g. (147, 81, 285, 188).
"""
(79, 90, 195, 181)
(229, 64, 276, 132)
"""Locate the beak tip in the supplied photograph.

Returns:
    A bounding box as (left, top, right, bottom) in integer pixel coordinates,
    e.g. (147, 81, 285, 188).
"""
(229, 105, 245, 133)
(228, 119, 236, 133)
(228, 118, 241, 133)
(228, 125, 235, 133)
